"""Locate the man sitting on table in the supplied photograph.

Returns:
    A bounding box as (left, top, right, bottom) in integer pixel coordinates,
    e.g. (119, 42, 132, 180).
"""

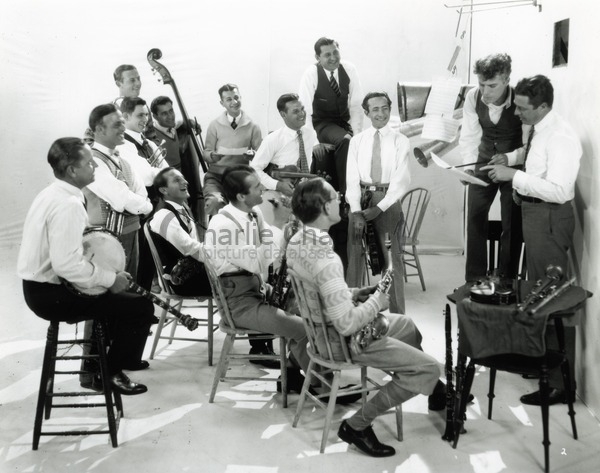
(287, 177, 444, 458)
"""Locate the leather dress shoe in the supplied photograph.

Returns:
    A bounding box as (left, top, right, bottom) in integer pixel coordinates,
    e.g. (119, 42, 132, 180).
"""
(110, 371, 148, 395)
(123, 360, 150, 371)
(249, 347, 281, 369)
(80, 374, 103, 392)
(520, 388, 574, 406)
(338, 420, 395, 457)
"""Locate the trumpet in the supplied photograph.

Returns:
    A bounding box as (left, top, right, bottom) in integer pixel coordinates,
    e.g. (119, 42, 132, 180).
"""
(149, 139, 167, 167)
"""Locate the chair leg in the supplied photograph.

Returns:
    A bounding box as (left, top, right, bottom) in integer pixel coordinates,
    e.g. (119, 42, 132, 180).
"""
(149, 306, 168, 359)
(209, 334, 235, 403)
(413, 245, 426, 291)
(293, 359, 315, 428)
(168, 299, 182, 344)
(43, 322, 60, 420)
(395, 405, 403, 442)
(539, 368, 551, 473)
(402, 251, 408, 283)
(207, 299, 214, 367)
(278, 337, 287, 408)
(320, 371, 341, 454)
(560, 359, 578, 439)
(94, 321, 119, 448)
(487, 368, 497, 420)
(33, 322, 58, 450)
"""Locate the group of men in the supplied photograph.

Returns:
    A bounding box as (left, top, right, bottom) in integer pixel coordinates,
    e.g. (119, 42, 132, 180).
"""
(18, 37, 582, 457)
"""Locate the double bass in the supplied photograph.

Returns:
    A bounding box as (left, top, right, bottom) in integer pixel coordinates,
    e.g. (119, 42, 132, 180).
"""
(147, 48, 208, 226)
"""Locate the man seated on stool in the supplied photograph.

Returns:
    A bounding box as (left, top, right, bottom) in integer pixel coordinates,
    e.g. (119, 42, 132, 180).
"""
(204, 165, 361, 401)
(18, 137, 156, 395)
(149, 167, 210, 296)
(287, 178, 445, 457)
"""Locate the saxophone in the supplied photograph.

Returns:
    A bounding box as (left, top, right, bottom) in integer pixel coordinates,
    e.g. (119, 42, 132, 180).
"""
(349, 268, 393, 355)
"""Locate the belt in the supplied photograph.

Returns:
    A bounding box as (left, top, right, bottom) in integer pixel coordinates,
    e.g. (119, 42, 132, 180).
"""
(219, 270, 254, 278)
(516, 192, 544, 204)
(360, 182, 389, 193)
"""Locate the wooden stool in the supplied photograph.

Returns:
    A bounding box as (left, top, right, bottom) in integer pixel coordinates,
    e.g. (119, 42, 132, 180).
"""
(32, 319, 123, 449)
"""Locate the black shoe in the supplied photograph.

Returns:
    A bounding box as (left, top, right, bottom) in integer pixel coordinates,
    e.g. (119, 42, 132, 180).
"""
(337, 420, 395, 457)
(80, 374, 103, 392)
(428, 381, 473, 411)
(123, 360, 150, 371)
(249, 347, 281, 369)
(520, 388, 574, 406)
(110, 372, 148, 395)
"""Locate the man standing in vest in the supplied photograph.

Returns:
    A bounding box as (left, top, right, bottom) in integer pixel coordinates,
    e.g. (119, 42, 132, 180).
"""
(299, 37, 363, 194)
(459, 53, 523, 282)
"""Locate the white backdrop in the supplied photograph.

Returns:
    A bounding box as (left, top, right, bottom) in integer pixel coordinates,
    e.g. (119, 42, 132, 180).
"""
(0, 0, 467, 250)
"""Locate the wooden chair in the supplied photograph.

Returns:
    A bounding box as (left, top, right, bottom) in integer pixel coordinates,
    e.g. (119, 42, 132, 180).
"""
(400, 188, 431, 291)
(33, 320, 122, 449)
(288, 268, 402, 453)
(144, 223, 218, 365)
(202, 249, 288, 408)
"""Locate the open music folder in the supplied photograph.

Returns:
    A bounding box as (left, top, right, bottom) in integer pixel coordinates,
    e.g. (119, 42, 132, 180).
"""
(430, 153, 489, 187)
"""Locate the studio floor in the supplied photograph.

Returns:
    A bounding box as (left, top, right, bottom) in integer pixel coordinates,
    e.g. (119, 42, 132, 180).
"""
(1, 249, 599, 473)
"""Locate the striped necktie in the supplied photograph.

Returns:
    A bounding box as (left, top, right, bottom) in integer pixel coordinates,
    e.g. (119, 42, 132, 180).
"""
(296, 130, 309, 173)
(231, 117, 238, 130)
(329, 71, 341, 97)
(523, 125, 535, 171)
(370, 131, 382, 183)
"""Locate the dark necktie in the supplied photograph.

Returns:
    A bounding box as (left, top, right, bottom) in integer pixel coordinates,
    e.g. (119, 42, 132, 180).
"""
(370, 131, 382, 183)
(523, 125, 535, 171)
(329, 71, 341, 97)
(296, 130, 309, 173)
(141, 137, 154, 161)
(231, 117, 238, 130)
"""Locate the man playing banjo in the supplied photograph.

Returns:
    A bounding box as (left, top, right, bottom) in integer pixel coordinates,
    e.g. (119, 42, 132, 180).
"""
(18, 137, 156, 395)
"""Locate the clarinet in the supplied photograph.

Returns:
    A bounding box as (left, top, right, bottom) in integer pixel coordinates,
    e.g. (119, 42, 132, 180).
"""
(442, 303, 456, 441)
(268, 217, 300, 309)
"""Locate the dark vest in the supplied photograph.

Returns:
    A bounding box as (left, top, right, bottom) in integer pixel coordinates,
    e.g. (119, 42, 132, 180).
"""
(476, 87, 523, 163)
(150, 202, 210, 296)
(152, 129, 182, 170)
(312, 64, 351, 126)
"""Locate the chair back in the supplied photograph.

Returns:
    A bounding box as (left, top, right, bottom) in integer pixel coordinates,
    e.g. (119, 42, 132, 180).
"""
(144, 222, 176, 296)
(200, 247, 238, 330)
(287, 268, 353, 364)
(401, 188, 431, 245)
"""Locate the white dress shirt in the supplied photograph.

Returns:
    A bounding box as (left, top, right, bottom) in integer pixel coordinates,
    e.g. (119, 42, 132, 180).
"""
(118, 131, 167, 186)
(86, 142, 152, 215)
(346, 124, 411, 213)
(251, 125, 318, 190)
(459, 86, 514, 168)
(17, 179, 116, 289)
(506, 110, 582, 203)
(150, 201, 204, 261)
(154, 123, 176, 139)
(204, 203, 283, 277)
(298, 60, 364, 135)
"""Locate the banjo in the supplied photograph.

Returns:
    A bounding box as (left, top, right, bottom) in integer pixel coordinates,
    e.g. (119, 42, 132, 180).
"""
(66, 228, 199, 331)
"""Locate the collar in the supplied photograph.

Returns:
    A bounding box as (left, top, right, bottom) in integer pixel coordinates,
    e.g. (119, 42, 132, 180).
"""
(222, 203, 255, 223)
(484, 87, 513, 110)
(55, 178, 85, 202)
(370, 124, 391, 137)
(216, 111, 248, 127)
(282, 124, 303, 137)
(164, 199, 185, 211)
(155, 123, 175, 137)
(301, 225, 334, 249)
(92, 142, 117, 156)
(227, 112, 242, 124)
(532, 109, 555, 133)
(125, 130, 144, 144)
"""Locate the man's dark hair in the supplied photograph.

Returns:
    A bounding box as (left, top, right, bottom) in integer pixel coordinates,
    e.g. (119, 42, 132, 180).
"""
(152, 166, 177, 197)
(221, 165, 256, 203)
(218, 83, 239, 99)
(291, 177, 332, 224)
(89, 103, 119, 131)
(473, 53, 512, 81)
(276, 93, 300, 113)
(113, 64, 137, 82)
(362, 92, 392, 112)
(515, 74, 554, 108)
(47, 137, 88, 178)
(150, 96, 173, 115)
(314, 37, 339, 56)
(120, 96, 147, 115)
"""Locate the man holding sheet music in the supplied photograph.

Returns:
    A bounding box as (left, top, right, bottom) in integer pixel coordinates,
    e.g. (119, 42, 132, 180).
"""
(459, 53, 524, 282)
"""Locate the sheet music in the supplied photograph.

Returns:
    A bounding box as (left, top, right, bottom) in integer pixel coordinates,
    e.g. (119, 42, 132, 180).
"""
(424, 77, 462, 116)
(421, 115, 461, 141)
(216, 146, 248, 155)
(431, 152, 488, 187)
